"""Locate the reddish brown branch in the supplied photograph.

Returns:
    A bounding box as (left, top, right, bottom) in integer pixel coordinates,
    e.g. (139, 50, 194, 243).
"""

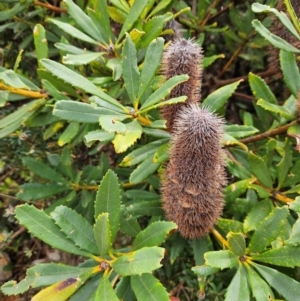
(34, 1, 67, 13)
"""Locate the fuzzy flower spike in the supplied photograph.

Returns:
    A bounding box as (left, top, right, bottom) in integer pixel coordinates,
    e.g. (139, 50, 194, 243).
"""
(162, 104, 227, 239)
(161, 38, 203, 132)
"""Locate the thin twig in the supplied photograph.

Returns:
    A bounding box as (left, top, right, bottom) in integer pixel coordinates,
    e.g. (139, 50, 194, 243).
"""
(34, 1, 67, 13)
(240, 120, 297, 144)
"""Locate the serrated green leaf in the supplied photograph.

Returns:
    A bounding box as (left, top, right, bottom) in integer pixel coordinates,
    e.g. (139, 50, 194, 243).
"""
(129, 156, 160, 184)
(252, 246, 300, 267)
(252, 262, 300, 301)
(64, 0, 104, 42)
(33, 24, 48, 68)
(225, 124, 259, 138)
(122, 34, 140, 105)
(153, 143, 169, 163)
(252, 19, 300, 53)
(248, 206, 289, 253)
(95, 274, 119, 301)
(84, 130, 115, 144)
(204, 250, 239, 269)
(246, 265, 274, 301)
(120, 139, 168, 167)
(131, 273, 170, 301)
(51, 206, 99, 255)
(106, 58, 122, 81)
(249, 72, 277, 104)
(280, 50, 300, 98)
(0, 2, 28, 22)
(227, 232, 246, 256)
(93, 213, 111, 257)
(0, 263, 93, 295)
(225, 265, 249, 301)
(15, 204, 92, 257)
(40, 59, 125, 111)
(95, 170, 121, 242)
(22, 157, 67, 183)
(112, 120, 142, 153)
(202, 80, 242, 111)
(17, 183, 69, 201)
(58, 122, 79, 146)
(217, 218, 244, 233)
(256, 99, 293, 119)
(138, 37, 164, 100)
(120, 215, 141, 237)
(63, 52, 104, 65)
(140, 74, 188, 110)
(117, 0, 149, 41)
(248, 152, 273, 188)
(0, 69, 29, 89)
(133, 221, 177, 250)
(140, 13, 173, 48)
(54, 43, 85, 55)
(99, 115, 128, 133)
(244, 199, 274, 232)
(112, 247, 164, 276)
(222, 133, 248, 150)
(225, 178, 254, 203)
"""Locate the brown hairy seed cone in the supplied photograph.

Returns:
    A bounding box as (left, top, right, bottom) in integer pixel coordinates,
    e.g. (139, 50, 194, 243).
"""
(161, 38, 203, 132)
(161, 104, 227, 239)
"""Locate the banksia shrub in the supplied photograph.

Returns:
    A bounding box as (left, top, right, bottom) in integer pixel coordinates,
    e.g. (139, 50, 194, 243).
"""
(161, 38, 203, 132)
(161, 104, 226, 239)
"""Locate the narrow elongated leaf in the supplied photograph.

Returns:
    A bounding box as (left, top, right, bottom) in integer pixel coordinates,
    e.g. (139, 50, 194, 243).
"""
(47, 19, 98, 45)
(58, 122, 79, 146)
(131, 274, 170, 301)
(54, 101, 121, 123)
(252, 19, 300, 53)
(15, 205, 92, 257)
(137, 37, 164, 99)
(126, 200, 163, 216)
(115, 277, 135, 301)
(129, 156, 160, 183)
(117, 0, 149, 41)
(90, 0, 112, 43)
(120, 139, 168, 167)
(122, 34, 140, 105)
(140, 75, 188, 110)
(84, 130, 115, 144)
(17, 183, 68, 201)
(225, 125, 259, 138)
(51, 206, 99, 255)
(40, 59, 125, 111)
(133, 221, 177, 250)
(1, 263, 94, 295)
(93, 213, 111, 257)
(251, 246, 300, 267)
(120, 215, 141, 237)
(202, 80, 242, 111)
(95, 170, 121, 241)
(63, 52, 104, 65)
(204, 250, 239, 270)
(192, 265, 219, 277)
(95, 274, 119, 301)
(225, 266, 249, 301)
(112, 247, 164, 276)
(280, 50, 300, 97)
(248, 206, 289, 253)
(224, 179, 254, 203)
(246, 266, 274, 301)
(22, 158, 66, 183)
(33, 24, 48, 68)
(99, 115, 128, 133)
(64, 0, 103, 42)
(112, 120, 142, 153)
(0, 69, 29, 89)
(252, 262, 300, 301)
(248, 152, 273, 188)
(0, 2, 28, 22)
(227, 232, 246, 256)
